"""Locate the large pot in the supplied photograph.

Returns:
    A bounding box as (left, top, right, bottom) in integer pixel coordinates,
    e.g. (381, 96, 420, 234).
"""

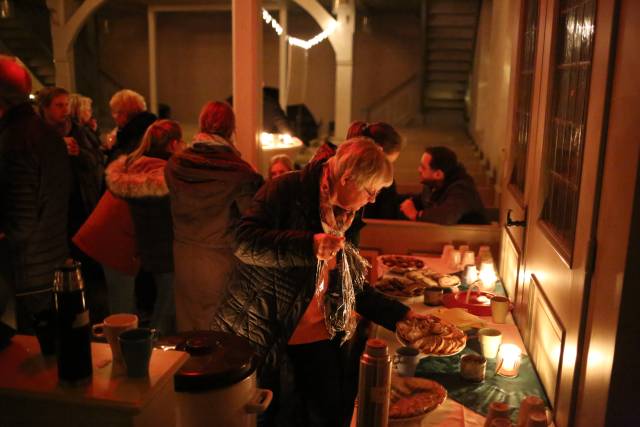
(169, 331, 272, 427)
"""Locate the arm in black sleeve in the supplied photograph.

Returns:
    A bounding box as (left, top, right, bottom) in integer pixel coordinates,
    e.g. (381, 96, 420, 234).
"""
(355, 285, 409, 331)
(234, 179, 316, 269)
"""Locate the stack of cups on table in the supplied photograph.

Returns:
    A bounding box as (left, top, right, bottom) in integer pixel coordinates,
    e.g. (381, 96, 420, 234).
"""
(483, 396, 548, 427)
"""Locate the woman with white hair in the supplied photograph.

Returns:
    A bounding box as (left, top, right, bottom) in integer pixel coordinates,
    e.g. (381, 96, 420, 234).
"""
(106, 89, 156, 164)
(212, 137, 417, 427)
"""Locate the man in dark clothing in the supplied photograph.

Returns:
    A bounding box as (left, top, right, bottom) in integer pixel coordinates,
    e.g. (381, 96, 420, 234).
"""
(0, 56, 71, 332)
(400, 146, 488, 225)
(38, 87, 103, 238)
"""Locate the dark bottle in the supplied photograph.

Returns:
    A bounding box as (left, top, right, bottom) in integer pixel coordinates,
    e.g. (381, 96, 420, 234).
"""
(53, 260, 93, 384)
(357, 338, 391, 427)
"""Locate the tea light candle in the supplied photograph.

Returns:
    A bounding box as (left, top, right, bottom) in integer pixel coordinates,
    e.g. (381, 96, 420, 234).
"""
(496, 344, 522, 377)
(479, 261, 497, 291)
(465, 265, 479, 285)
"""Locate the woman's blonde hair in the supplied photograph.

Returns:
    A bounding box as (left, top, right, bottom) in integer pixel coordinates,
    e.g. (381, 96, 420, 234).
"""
(327, 137, 393, 190)
(68, 94, 92, 123)
(125, 119, 182, 169)
(109, 89, 147, 117)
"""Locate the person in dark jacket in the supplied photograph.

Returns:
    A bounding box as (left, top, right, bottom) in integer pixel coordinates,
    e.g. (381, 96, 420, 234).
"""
(212, 138, 416, 427)
(38, 87, 103, 241)
(106, 89, 157, 165)
(400, 146, 488, 224)
(165, 101, 263, 332)
(311, 121, 404, 219)
(106, 119, 183, 335)
(0, 56, 71, 332)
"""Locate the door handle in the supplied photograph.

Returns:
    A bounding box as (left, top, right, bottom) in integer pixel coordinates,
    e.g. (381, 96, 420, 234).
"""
(506, 209, 527, 227)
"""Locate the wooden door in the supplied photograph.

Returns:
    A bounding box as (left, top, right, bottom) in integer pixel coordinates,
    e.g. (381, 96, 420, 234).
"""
(513, 1, 617, 426)
(499, 0, 543, 340)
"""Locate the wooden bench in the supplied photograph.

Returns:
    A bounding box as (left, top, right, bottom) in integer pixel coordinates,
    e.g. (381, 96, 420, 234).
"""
(359, 218, 501, 259)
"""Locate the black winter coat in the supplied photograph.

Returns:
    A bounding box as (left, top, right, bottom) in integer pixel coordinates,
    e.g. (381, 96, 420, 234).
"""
(414, 165, 489, 225)
(212, 159, 409, 381)
(106, 153, 173, 273)
(106, 111, 157, 165)
(0, 103, 71, 293)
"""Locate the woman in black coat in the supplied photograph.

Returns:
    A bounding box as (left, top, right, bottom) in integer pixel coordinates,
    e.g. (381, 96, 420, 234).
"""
(212, 138, 416, 427)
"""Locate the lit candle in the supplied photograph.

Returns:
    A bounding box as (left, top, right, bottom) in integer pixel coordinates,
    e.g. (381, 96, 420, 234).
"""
(479, 261, 497, 291)
(496, 344, 522, 377)
(465, 265, 478, 285)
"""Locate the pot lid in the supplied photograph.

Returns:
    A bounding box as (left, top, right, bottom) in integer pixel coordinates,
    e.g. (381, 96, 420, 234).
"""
(167, 331, 257, 392)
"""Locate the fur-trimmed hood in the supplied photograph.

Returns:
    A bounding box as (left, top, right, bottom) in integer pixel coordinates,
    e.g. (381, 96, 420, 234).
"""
(106, 155, 169, 199)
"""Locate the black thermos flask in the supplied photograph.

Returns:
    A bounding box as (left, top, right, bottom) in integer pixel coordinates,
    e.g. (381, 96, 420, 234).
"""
(53, 260, 93, 384)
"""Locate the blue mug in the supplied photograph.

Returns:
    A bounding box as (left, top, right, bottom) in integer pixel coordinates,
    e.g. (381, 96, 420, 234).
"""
(118, 328, 158, 378)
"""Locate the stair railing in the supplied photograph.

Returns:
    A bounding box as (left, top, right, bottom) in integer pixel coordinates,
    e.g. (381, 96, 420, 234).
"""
(361, 73, 420, 126)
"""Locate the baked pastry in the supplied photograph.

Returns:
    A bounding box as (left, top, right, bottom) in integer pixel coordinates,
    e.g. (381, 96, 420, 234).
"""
(396, 315, 466, 356)
(389, 376, 447, 419)
(381, 255, 425, 269)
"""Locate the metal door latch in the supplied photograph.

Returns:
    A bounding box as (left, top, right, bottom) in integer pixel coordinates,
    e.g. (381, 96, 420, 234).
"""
(506, 209, 527, 227)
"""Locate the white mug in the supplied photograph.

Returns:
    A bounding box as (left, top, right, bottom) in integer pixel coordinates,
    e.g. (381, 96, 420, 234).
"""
(491, 296, 510, 324)
(478, 328, 502, 359)
(393, 346, 420, 377)
(92, 313, 139, 365)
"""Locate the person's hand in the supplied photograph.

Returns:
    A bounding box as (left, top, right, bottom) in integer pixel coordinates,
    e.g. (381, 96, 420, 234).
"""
(64, 137, 80, 156)
(400, 198, 418, 221)
(313, 233, 345, 261)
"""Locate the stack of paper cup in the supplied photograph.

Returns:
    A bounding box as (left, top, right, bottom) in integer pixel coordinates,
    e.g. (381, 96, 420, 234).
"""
(517, 396, 545, 427)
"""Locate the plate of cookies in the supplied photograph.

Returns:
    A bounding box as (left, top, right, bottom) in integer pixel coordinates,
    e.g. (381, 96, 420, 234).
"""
(395, 315, 467, 357)
(389, 375, 447, 422)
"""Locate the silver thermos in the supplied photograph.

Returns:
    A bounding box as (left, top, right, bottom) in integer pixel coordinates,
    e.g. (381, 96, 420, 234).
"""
(357, 338, 392, 427)
(53, 260, 93, 384)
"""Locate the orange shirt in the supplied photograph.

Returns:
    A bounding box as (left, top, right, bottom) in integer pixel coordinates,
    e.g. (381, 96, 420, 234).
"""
(288, 291, 330, 345)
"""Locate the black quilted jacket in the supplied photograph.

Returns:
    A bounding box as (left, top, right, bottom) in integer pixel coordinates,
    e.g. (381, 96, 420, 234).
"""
(211, 159, 409, 381)
(0, 103, 71, 293)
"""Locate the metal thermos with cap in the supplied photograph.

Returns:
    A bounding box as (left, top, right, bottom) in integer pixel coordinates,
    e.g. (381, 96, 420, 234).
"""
(53, 260, 92, 384)
(357, 338, 392, 427)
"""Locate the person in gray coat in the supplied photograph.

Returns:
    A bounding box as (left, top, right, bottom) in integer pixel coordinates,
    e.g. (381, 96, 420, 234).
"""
(165, 101, 263, 331)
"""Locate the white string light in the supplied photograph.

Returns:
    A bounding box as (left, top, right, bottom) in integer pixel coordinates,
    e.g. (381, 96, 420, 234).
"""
(261, 8, 338, 50)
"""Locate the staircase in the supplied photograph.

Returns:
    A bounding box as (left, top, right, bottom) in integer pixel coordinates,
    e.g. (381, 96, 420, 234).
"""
(420, 0, 481, 127)
(0, 0, 55, 87)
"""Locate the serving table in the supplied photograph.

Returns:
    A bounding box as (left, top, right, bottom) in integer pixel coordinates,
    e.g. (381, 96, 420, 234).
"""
(0, 335, 188, 427)
(352, 254, 550, 427)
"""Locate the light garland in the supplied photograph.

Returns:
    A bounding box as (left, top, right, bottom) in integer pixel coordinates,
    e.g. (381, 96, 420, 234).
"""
(261, 8, 338, 50)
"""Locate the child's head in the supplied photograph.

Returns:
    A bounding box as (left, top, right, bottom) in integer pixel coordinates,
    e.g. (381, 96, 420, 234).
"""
(269, 154, 293, 179)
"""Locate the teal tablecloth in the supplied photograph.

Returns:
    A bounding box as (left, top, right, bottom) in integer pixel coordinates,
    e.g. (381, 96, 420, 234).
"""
(414, 331, 550, 423)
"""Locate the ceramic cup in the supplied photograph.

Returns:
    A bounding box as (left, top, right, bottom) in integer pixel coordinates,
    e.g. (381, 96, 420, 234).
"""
(478, 328, 503, 359)
(92, 313, 138, 366)
(424, 287, 445, 306)
(393, 346, 420, 377)
(491, 296, 510, 324)
(460, 353, 486, 382)
(118, 328, 158, 378)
